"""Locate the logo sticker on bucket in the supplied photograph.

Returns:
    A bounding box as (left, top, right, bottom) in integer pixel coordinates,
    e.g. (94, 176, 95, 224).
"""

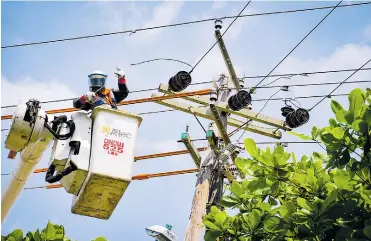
(100, 125, 131, 139)
(103, 138, 124, 156)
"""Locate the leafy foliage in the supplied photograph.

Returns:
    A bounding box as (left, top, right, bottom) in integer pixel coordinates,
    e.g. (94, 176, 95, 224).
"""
(1, 221, 107, 241)
(203, 88, 371, 241)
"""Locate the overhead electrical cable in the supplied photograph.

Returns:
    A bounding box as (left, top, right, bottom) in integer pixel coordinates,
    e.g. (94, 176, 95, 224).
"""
(22, 168, 200, 190)
(2, 73, 369, 110)
(2, 2, 369, 49)
(309, 58, 371, 111)
(1, 141, 321, 176)
(252, 0, 343, 90)
(1, 89, 212, 120)
(0, 92, 354, 123)
(131, 58, 194, 69)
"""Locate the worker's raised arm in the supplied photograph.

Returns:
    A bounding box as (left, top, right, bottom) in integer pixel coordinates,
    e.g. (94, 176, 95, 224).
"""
(112, 68, 129, 103)
(73, 92, 96, 110)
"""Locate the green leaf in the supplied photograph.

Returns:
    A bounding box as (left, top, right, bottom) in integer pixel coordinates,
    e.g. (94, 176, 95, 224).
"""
(235, 158, 249, 174)
(288, 131, 312, 141)
(363, 225, 371, 239)
(349, 88, 366, 119)
(271, 181, 280, 196)
(362, 108, 371, 125)
(231, 182, 243, 196)
(280, 201, 296, 221)
(243, 209, 261, 231)
(263, 216, 281, 232)
(247, 179, 266, 193)
(244, 138, 259, 158)
(312, 152, 325, 162)
(92, 238, 107, 241)
(344, 111, 355, 125)
(33, 229, 41, 241)
(331, 100, 346, 123)
(53, 225, 65, 240)
(297, 198, 313, 211)
(204, 230, 222, 241)
(322, 190, 338, 212)
(6, 237, 16, 241)
(214, 212, 227, 228)
(268, 196, 278, 205)
(331, 127, 344, 139)
(352, 120, 369, 134)
(7, 229, 23, 241)
(336, 227, 353, 240)
(339, 149, 350, 166)
(219, 196, 239, 208)
(210, 206, 221, 214)
(329, 118, 337, 127)
(203, 221, 221, 231)
(311, 126, 319, 139)
(257, 153, 273, 167)
(334, 169, 350, 190)
(45, 221, 57, 240)
(292, 152, 297, 165)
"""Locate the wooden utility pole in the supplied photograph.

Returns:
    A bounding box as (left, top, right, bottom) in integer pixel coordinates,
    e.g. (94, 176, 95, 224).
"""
(150, 19, 290, 241)
(184, 75, 231, 241)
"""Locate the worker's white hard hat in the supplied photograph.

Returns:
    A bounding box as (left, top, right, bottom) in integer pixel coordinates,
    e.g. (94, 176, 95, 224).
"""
(88, 70, 107, 91)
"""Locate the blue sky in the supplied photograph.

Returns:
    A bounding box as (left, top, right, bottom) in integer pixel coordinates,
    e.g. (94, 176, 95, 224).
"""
(1, 1, 371, 240)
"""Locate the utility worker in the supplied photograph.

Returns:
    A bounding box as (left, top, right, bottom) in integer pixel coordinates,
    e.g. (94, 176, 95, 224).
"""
(73, 68, 129, 110)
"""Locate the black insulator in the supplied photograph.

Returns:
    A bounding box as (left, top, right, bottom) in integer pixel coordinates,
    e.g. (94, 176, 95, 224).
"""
(281, 106, 295, 117)
(168, 71, 192, 92)
(285, 108, 310, 128)
(228, 90, 252, 111)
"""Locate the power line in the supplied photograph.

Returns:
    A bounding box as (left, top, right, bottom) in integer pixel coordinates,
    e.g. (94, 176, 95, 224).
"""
(1, 89, 211, 120)
(309, 58, 371, 111)
(239, 67, 371, 81)
(252, 0, 343, 90)
(0, 141, 322, 177)
(22, 169, 200, 190)
(252, 79, 371, 90)
(131, 58, 193, 69)
(189, 1, 251, 74)
(2, 2, 369, 49)
(0, 92, 352, 125)
(2, 69, 369, 110)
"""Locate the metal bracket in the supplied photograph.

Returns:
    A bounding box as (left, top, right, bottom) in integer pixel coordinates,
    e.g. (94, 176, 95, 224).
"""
(151, 93, 283, 139)
(157, 83, 290, 131)
(180, 132, 202, 168)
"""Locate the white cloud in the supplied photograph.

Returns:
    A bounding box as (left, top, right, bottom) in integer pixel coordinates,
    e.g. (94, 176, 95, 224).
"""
(140, 1, 184, 38)
(212, 1, 228, 10)
(223, 7, 257, 42)
(363, 24, 371, 42)
(1, 76, 79, 116)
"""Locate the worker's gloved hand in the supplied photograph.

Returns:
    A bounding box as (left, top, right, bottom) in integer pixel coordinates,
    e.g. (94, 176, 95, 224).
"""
(85, 91, 97, 103)
(114, 67, 125, 79)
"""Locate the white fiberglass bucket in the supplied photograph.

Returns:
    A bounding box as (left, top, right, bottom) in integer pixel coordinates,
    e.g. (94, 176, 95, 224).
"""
(71, 106, 142, 219)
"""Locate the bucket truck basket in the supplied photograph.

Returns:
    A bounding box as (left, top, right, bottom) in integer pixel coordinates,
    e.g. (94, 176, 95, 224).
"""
(70, 106, 142, 220)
